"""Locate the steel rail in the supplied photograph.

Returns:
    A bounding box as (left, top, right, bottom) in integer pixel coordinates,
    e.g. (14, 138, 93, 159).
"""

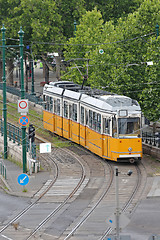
(0, 153, 59, 234)
(63, 161, 114, 240)
(99, 162, 146, 240)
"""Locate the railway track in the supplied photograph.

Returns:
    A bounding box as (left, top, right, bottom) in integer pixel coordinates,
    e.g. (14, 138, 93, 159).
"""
(58, 158, 147, 240)
(0, 138, 148, 240)
(0, 147, 87, 240)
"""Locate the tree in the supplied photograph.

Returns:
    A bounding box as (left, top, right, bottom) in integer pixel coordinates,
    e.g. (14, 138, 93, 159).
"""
(85, 0, 143, 22)
(63, 8, 104, 85)
(56, 0, 86, 38)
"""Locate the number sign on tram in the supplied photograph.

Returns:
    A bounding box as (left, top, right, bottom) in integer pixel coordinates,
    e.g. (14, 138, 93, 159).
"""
(18, 99, 28, 114)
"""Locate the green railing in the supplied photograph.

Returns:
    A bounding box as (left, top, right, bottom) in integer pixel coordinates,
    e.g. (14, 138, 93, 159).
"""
(0, 119, 36, 159)
(0, 83, 43, 105)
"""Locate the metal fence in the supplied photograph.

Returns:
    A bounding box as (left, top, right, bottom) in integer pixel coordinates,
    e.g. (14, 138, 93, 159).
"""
(142, 132, 160, 148)
(0, 119, 36, 159)
(0, 83, 43, 105)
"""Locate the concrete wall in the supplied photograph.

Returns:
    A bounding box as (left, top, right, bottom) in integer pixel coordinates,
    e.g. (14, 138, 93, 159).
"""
(143, 143, 160, 161)
(0, 135, 30, 167)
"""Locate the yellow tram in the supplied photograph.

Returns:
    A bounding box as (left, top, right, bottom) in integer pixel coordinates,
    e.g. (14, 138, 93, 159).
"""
(43, 81, 142, 163)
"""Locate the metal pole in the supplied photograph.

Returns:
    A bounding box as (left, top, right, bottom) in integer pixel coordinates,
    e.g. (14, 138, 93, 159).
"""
(31, 44, 35, 95)
(1, 24, 7, 159)
(115, 166, 120, 240)
(18, 27, 27, 173)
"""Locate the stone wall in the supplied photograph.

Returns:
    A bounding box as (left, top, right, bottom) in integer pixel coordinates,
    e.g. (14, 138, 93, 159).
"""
(143, 143, 160, 161)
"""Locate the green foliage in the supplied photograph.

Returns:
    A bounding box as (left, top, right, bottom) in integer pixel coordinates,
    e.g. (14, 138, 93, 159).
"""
(0, 0, 160, 121)
(64, 0, 160, 121)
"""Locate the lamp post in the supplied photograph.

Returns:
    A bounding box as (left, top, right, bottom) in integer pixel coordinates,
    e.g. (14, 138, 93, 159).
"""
(1, 24, 7, 159)
(30, 44, 35, 95)
(115, 167, 120, 240)
(114, 167, 133, 240)
(18, 27, 27, 173)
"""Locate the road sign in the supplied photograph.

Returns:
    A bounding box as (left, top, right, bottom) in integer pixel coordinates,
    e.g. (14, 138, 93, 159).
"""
(17, 173, 29, 186)
(99, 49, 104, 54)
(19, 115, 29, 126)
(18, 99, 28, 114)
(40, 143, 51, 153)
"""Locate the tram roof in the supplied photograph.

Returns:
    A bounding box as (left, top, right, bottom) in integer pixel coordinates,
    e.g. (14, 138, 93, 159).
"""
(44, 82, 141, 112)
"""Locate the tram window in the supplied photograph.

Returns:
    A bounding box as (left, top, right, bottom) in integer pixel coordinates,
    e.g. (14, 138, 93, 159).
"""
(81, 106, 84, 124)
(64, 101, 68, 118)
(118, 117, 140, 135)
(93, 112, 97, 130)
(86, 110, 88, 125)
(103, 118, 110, 134)
(46, 96, 49, 111)
(57, 99, 60, 116)
(89, 110, 93, 128)
(72, 104, 77, 121)
(112, 116, 117, 137)
(54, 99, 57, 114)
(97, 114, 101, 133)
(50, 97, 53, 112)
(43, 95, 47, 110)
(69, 105, 72, 119)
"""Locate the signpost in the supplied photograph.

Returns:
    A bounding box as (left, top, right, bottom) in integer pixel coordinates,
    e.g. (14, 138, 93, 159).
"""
(18, 99, 28, 114)
(17, 173, 29, 186)
(40, 143, 51, 153)
(19, 115, 29, 126)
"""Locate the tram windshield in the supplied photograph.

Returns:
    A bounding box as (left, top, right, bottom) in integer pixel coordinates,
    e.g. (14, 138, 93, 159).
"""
(118, 117, 140, 137)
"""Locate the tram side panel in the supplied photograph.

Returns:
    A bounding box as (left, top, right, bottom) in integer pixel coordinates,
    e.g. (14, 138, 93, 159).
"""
(102, 135, 111, 160)
(80, 124, 86, 146)
(43, 110, 54, 132)
(63, 117, 70, 139)
(85, 127, 103, 157)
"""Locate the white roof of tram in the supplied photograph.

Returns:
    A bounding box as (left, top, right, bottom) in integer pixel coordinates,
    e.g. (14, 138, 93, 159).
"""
(43, 85, 64, 96)
(63, 89, 81, 100)
(80, 94, 113, 112)
(44, 84, 141, 113)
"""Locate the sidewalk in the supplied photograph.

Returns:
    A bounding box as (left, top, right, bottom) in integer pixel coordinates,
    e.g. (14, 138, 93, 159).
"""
(0, 159, 51, 198)
(14, 63, 58, 96)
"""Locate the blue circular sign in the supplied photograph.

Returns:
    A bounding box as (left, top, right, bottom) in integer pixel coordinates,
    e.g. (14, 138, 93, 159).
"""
(19, 115, 29, 126)
(18, 174, 29, 186)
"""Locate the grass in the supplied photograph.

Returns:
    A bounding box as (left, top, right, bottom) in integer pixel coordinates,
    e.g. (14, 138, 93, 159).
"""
(7, 154, 23, 168)
(22, 188, 28, 192)
(0, 96, 72, 148)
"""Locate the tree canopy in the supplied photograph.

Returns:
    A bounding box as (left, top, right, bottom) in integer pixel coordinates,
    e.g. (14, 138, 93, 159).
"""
(0, 0, 160, 121)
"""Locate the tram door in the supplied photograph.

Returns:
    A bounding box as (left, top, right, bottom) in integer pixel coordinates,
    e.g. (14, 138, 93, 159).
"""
(102, 118, 111, 158)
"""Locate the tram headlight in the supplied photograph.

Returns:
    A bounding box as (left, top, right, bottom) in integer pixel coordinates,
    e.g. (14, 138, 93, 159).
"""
(128, 147, 132, 152)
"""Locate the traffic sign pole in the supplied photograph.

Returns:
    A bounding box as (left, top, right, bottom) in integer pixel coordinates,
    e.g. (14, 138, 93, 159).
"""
(1, 25, 7, 159)
(19, 27, 27, 173)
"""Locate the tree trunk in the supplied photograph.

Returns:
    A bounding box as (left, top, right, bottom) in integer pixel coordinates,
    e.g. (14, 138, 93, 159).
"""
(6, 59, 14, 86)
(43, 61, 49, 84)
(55, 56, 61, 80)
